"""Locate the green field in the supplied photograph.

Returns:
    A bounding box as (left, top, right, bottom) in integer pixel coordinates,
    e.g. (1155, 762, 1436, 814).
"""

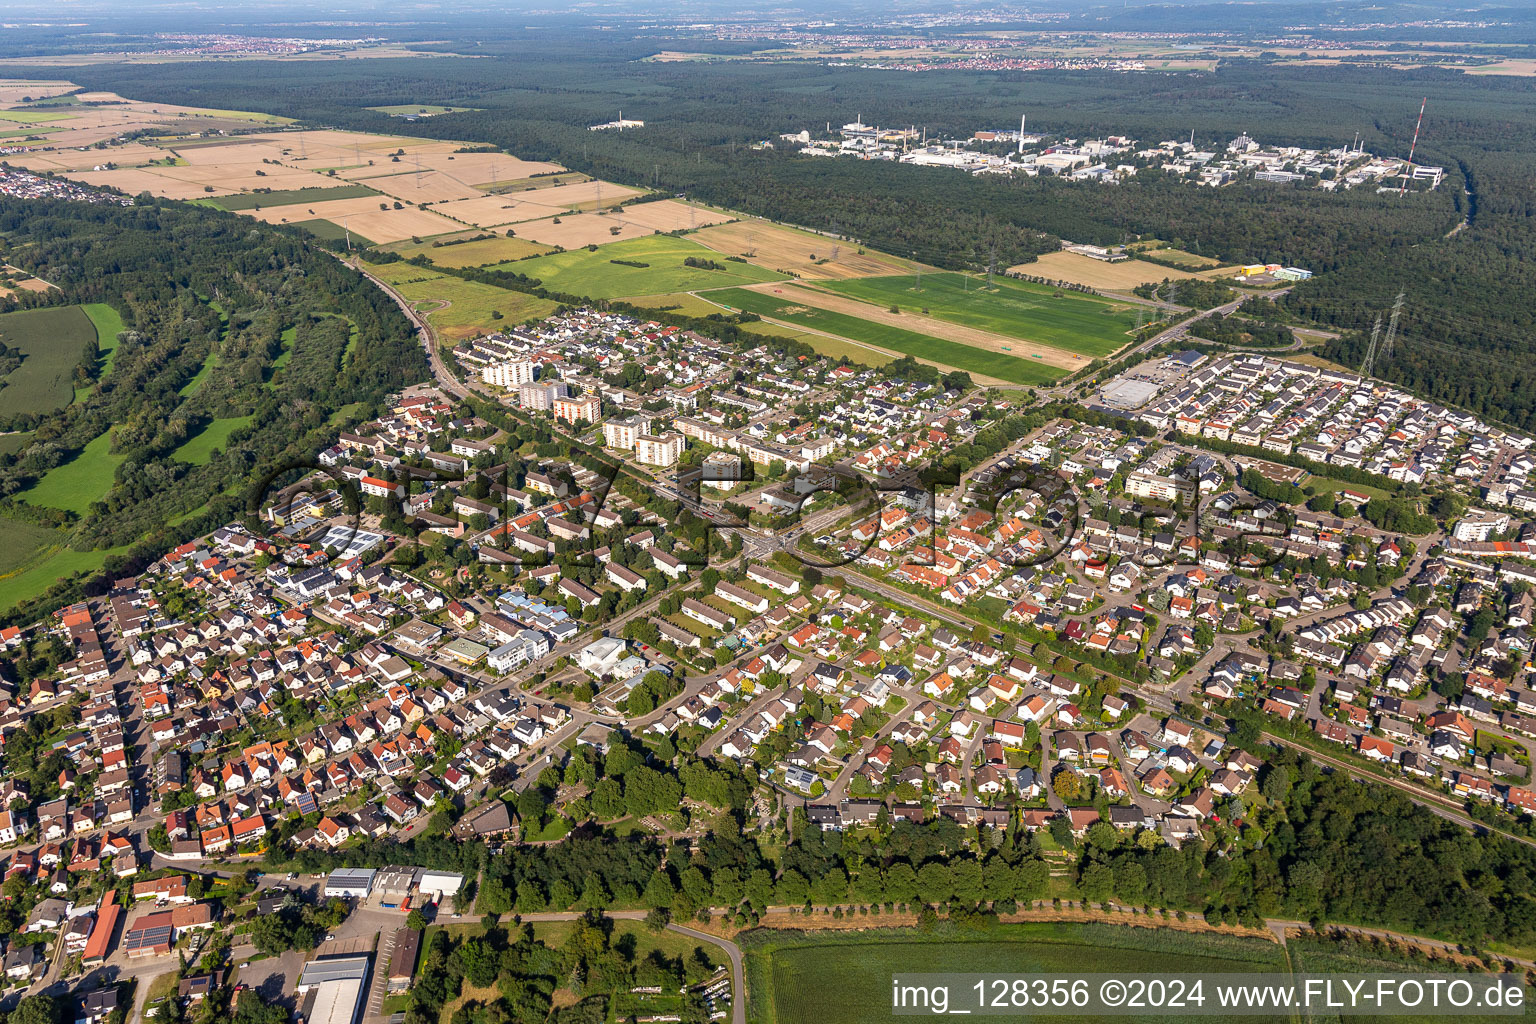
(819, 273, 1140, 358)
(174, 416, 254, 464)
(0, 532, 124, 613)
(505, 236, 786, 299)
(0, 110, 72, 125)
(289, 218, 377, 249)
(707, 288, 1061, 385)
(366, 261, 558, 341)
(213, 184, 380, 211)
(20, 431, 124, 513)
(0, 305, 99, 417)
(748, 923, 1288, 1024)
(0, 432, 32, 457)
(78, 302, 125, 399)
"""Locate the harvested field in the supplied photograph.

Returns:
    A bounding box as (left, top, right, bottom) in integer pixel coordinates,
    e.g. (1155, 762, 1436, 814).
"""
(0, 82, 76, 104)
(432, 180, 646, 228)
(482, 170, 589, 192)
(356, 169, 486, 204)
(618, 199, 733, 233)
(390, 234, 554, 267)
(739, 281, 1083, 369)
(7, 142, 170, 171)
(514, 212, 667, 248)
(1011, 251, 1216, 291)
(688, 219, 912, 279)
(243, 129, 461, 164)
(246, 197, 462, 243)
(346, 151, 562, 185)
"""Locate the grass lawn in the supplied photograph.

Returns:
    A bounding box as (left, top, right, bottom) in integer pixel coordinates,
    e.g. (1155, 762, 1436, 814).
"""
(819, 272, 1140, 358)
(390, 234, 554, 268)
(707, 287, 1061, 386)
(748, 922, 1287, 1024)
(213, 184, 380, 211)
(505, 236, 785, 299)
(0, 432, 32, 457)
(178, 347, 219, 397)
(21, 431, 124, 513)
(174, 416, 254, 464)
(366, 261, 558, 341)
(0, 305, 98, 417)
(530, 919, 722, 966)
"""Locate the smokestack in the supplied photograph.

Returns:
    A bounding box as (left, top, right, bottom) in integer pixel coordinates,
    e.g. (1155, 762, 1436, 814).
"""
(1019, 113, 1026, 155)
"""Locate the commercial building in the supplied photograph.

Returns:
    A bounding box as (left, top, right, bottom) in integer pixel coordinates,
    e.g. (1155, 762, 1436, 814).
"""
(323, 868, 377, 899)
(295, 955, 371, 1024)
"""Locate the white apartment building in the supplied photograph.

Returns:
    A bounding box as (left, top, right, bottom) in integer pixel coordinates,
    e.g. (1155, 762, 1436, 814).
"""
(636, 432, 685, 468)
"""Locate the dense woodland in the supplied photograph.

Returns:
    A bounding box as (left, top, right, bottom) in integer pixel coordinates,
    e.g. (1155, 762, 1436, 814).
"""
(0, 198, 426, 622)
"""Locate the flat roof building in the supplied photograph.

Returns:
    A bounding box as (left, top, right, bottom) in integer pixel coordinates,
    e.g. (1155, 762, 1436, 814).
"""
(323, 868, 377, 899)
(296, 955, 371, 1024)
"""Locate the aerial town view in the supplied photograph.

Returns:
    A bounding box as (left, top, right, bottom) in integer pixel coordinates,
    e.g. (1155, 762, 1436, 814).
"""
(0, 1, 1534, 1023)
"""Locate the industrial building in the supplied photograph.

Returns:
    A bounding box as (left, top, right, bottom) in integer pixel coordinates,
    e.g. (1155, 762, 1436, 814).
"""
(295, 955, 371, 1024)
(323, 868, 377, 900)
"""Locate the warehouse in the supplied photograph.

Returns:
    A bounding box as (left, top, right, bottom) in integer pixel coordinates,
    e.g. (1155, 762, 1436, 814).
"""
(323, 868, 377, 900)
(296, 955, 371, 1024)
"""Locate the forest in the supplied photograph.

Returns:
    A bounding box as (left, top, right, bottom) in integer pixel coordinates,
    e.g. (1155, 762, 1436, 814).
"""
(0, 197, 426, 623)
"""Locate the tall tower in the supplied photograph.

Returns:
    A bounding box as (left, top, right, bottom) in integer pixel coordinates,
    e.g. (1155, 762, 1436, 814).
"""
(1018, 114, 1026, 155)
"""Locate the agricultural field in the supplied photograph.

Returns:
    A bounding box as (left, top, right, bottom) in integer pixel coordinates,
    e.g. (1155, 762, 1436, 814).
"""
(389, 234, 554, 268)
(367, 104, 479, 116)
(212, 184, 380, 211)
(364, 261, 559, 342)
(689, 218, 914, 280)
(20, 431, 124, 513)
(0, 305, 100, 417)
(508, 235, 785, 299)
(0, 523, 123, 614)
(247, 196, 463, 244)
(747, 924, 1287, 1024)
(1013, 251, 1220, 291)
(705, 287, 1062, 386)
(819, 272, 1143, 359)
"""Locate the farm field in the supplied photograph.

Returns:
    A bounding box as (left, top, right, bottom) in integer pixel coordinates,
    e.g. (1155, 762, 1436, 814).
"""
(389, 234, 554, 267)
(212, 184, 380, 211)
(173, 416, 254, 465)
(20, 431, 124, 513)
(289, 219, 376, 249)
(819, 272, 1141, 358)
(748, 924, 1286, 1024)
(1013, 251, 1221, 291)
(367, 104, 479, 116)
(364, 261, 559, 342)
(0, 526, 124, 614)
(688, 218, 915, 280)
(514, 200, 731, 248)
(706, 287, 1062, 385)
(0, 305, 99, 417)
(429, 180, 647, 229)
(509, 236, 786, 298)
(247, 196, 463, 244)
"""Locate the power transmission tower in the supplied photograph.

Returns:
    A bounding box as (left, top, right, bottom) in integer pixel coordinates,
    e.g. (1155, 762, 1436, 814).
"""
(1382, 291, 1405, 361)
(1361, 314, 1384, 377)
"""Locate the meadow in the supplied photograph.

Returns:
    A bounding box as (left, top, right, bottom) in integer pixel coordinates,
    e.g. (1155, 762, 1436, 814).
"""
(746, 922, 1287, 1024)
(389, 234, 553, 268)
(173, 416, 254, 465)
(508, 236, 785, 299)
(706, 287, 1062, 386)
(0, 305, 99, 417)
(20, 431, 124, 513)
(819, 272, 1141, 358)
(365, 261, 559, 341)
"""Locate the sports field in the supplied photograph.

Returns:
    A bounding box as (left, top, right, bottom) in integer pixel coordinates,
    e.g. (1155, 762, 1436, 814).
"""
(0, 305, 99, 417)
(509, 236, 786, 299)
(820, 272, 1141, 358)
(365, 261, 559, 341)
(21, 431, 124, 513)
(706, 287, 1061, 385)
(747, 923, 1286, 1024)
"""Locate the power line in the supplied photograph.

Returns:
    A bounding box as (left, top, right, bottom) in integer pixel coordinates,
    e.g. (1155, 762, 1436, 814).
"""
(1361, 314, 1383, 377)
